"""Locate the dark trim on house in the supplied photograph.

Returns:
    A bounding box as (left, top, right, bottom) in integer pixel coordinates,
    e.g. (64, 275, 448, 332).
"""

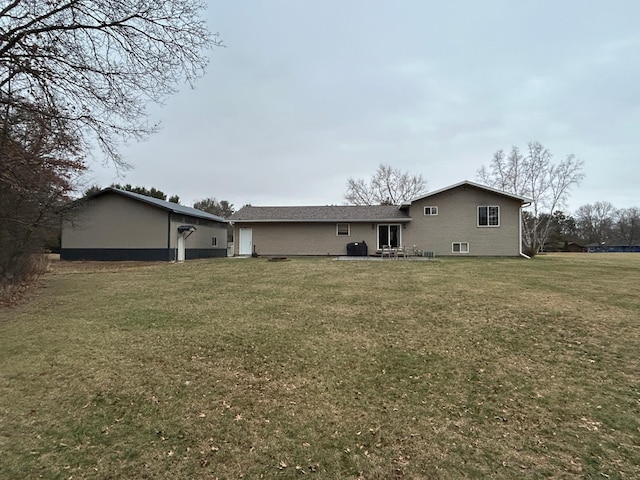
(61, 248, 227, 261)
(61, 248, 173, 261)
(186, 248, 228, 259)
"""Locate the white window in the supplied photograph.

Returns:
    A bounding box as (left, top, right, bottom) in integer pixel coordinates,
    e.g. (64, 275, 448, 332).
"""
(452, 242, 469, 253)
(337, 223, 350, 236)
(424, 206, 438, 216)
(478, 206, 500, 227)
(212, 236, 218, 246)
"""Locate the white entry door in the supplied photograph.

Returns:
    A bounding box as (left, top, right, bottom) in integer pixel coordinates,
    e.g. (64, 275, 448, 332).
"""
(239, 228, 253, 255)
(177, 234, 186, 262)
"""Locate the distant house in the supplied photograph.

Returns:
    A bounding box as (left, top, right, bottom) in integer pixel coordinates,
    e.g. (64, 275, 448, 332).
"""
(564, 241, 587, 253)
(586, 243, 640, 253)
(229, 180, 531, 257)
(61, 188, 228, 261)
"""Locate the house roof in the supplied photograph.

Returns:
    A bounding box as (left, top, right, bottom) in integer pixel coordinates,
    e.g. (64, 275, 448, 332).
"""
(230, 181, 532, 223)
(89, 188, 228, 223)
(230, 205, 411, 223)
(403, 180, 532, 205)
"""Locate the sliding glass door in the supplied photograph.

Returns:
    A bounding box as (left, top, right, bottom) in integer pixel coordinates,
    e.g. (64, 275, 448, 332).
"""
(377, 224, 401, 249)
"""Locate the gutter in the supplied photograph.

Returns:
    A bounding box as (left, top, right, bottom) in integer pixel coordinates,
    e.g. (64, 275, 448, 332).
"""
(519, 202, 532, 259)
(230, 218, 412, 223)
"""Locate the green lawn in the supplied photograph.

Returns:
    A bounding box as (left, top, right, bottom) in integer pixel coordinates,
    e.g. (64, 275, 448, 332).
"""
(1, 254, 639, 479)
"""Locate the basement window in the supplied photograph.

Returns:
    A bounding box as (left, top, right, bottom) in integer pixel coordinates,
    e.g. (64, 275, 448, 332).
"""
(424, 206, 438, 216)
(337, 223, 350, 236)
(452, 242, 469, 253)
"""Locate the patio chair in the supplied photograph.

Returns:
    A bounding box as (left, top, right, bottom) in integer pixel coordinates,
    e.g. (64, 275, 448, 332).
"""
(381, 245, 393, 259)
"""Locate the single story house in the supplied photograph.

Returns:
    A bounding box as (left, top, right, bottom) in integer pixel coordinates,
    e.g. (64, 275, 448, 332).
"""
(61, 187, 228, 261)
(229, 180, 531, 257)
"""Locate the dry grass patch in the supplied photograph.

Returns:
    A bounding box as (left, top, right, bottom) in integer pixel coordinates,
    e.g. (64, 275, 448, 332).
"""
(1, 254, 639, 479)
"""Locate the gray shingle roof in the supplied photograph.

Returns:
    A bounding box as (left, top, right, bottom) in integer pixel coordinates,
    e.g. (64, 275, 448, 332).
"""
(94, 188, 228, 223)
(230, 205, 411, 223)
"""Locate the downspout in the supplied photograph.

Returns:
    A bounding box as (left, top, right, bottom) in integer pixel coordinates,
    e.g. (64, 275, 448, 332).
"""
(168, 212, 173, 261)
(519, 202, 532, 259)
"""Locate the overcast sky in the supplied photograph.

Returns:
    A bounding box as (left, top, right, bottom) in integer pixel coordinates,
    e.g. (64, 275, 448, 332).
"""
(87, 1, 639, 213)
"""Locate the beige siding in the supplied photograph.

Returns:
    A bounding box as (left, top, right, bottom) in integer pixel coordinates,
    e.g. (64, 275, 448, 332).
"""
(62, 193, 168, 249)
(403, 185, 522, 256)
(234, 222, 377, 256)
(169, 218, 227, 250)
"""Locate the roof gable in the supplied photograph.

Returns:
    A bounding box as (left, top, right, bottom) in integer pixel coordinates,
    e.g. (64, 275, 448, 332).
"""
(404, 180, 532, 205)
(89, 188, 228, 223)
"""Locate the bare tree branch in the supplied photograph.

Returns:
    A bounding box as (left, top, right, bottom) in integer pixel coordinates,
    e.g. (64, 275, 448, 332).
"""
(1, 0, 220, 166)
(345, 164, 427, 205)
(477, 141, 585, 250)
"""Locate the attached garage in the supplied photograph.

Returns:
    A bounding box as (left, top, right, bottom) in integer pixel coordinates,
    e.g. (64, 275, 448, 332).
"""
(61, 188, 228, 261)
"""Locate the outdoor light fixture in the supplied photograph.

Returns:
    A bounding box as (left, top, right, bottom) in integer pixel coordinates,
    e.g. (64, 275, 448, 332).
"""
(178, 225, 196, 237)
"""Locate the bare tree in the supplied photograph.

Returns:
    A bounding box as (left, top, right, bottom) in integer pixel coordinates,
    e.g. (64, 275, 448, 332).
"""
(478, 141, 584, 251)
(615, 207, 640, 247)
(0, 106, 83, 297)
(575, 202, 616, 245)
(0, 0, 219, 166)
(345, 164, 427, 205)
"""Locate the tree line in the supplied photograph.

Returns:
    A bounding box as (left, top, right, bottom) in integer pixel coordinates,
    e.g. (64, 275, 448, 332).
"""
(83, 185, 236, 219)
(547, 204, 640, 250)
(84, 184, 181, 204)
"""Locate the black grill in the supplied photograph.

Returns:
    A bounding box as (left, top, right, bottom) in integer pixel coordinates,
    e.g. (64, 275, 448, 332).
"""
(346, 241, 368, 256)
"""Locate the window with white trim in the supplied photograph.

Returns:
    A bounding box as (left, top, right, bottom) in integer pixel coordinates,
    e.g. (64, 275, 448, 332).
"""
(478, 206, 500, 227)
(336, 223, 350, 236)
(452, 242, 469, 253)
(424, 206, 438, 216)
(377, 224, 401, 249)
(212, 236, 218, 246)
